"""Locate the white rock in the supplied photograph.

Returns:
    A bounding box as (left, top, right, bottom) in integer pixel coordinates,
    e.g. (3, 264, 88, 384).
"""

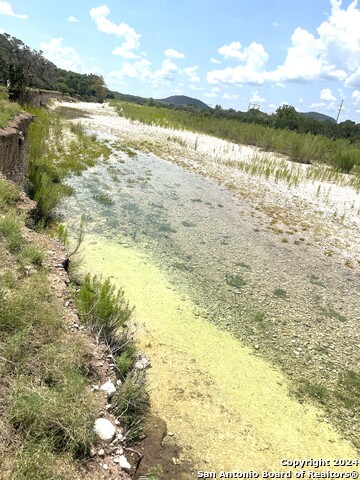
(103, 463, 108, 470)
(119, 454, 131, 471)
(97, 448, 105, 456)
(134, 354, 150, 370)
(94, 418, 116, 442)
(100, 380, 117, 398)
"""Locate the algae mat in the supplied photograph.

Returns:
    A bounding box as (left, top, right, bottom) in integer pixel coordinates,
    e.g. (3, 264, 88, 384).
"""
(80, 236, 358, 473)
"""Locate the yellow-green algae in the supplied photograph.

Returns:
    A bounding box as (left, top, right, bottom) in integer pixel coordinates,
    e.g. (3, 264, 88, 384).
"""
(80, 235, 358, 472)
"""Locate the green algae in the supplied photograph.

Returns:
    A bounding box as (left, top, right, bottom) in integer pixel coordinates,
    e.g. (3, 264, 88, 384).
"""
(78, 235, 359, 472)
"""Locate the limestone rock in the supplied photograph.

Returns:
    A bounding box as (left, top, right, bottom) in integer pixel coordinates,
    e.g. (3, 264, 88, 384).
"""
(94, 418, 116, 442)
(119, 454, 131, 471)
(100, 380, 117, 398)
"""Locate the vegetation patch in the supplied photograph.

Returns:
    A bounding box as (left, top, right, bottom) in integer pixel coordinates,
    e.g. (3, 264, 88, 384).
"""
(273, 288, 288, 298)
(321, 307, 347, 322)
(225, 273, 247, 288)
(335, 370, 360, 408)
(0, 91, 22, 128)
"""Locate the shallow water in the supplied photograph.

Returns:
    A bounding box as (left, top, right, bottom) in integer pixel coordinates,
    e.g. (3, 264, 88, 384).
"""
(60, 147, 359, 471)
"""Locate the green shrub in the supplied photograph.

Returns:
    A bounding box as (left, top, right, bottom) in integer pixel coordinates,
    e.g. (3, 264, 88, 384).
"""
(273, 288, 287, 298)
(18, 244, 44, 268)
(225, 273, 246, 288)
(332, 149, 357, 173)
(0, 178, 21, 208)
(112, 374, 149, 444)
(116, 341, 136, 378)
(0, 212, 24, 252)
(76, 274, 133, 343)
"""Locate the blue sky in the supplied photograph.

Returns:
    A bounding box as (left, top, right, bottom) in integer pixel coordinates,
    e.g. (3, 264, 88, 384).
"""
(2, 0, 360, 122)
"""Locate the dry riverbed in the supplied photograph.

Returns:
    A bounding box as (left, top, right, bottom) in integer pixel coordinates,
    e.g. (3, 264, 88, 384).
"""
(55, 101, 360, 474)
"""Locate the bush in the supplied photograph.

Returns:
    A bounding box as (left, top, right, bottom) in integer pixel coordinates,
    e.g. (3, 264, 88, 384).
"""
(112, 374, 149, 444)
(0, 212, 24, 252)
(76, 274, 133, 343)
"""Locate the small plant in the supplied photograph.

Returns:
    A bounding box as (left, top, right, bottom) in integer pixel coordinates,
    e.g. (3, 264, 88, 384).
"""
(116, 341, 136, 378)
(93, 191, 115, 206)
(273, 288, 287, 298)
(0, 212, 23, 252)
(18, 244, 44, 268)
(254, 311, 266, 322)
(76, 274, 133, 343)
(158, 223, 176, 233)
(147, 464, 164, 480)
(112, 374, 149, 444)
(335, 369, 360, 408)
(181, 220, 196, 227)
(321, 307, 347, 322)
(173, 261, 191, 271)
(225, 273, 246, 288)
(296, 379, 329, 405)
(0, 178, 20, 208)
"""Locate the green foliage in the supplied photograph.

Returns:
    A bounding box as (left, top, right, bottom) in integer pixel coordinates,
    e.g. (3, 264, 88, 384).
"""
(0, 212, 23, 252)
(93, 191, 115, 206)
(335, 370, 360, 408)
(112, 100, 360, 177)
(76, 274, 133, 343)
(331, 149, 357, 173)
(116, 341, 136, 378)
(17, 244, 44, 269)
(296, 379, 329, 404)
(0, 90, 22, 127)
(1, 33, 108, 102)
(0, 33, 57, 101)
(147, 465, 164, 480)
(225, 273, 246, 288)
(0, 176, 21, 208)
(273, 288, 288, 298)
(112, 374, 149, 444)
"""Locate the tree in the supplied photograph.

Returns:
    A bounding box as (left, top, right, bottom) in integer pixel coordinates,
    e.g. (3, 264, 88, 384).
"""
(0, 33, 56, 101)
(273, 104, 301, 130)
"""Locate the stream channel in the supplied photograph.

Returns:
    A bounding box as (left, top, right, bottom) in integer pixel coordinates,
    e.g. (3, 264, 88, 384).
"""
(59, 129, 359, 473)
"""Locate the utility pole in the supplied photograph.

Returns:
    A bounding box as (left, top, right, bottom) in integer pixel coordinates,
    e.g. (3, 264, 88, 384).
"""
(336, 99, 344, 123)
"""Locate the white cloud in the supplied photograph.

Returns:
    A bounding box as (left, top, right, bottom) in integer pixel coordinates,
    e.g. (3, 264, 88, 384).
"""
(0, 1, 27, 19)
(204, 91, 218, 98)
(351, 89, 360, 105)
(208, 41, 269, 85)
(320, 88, 336, 100)
(152, 58, 178, 81)
(189, 84, 204, 91)
(0, 27, 4, 34)
(208, 1, 360, 87)
(164, 48, 185, 59)
(249, 90, 266, 103)
(183, 65, 200, 82)
(222, 93, 239, 100)
(68, 15, 79, 23)
(298, 97, 304, 104)
(309, 102, 326, 109)
(90, 4, 141, 59)
(272, 22, 279, 27)
(40, 37, 85, 72)
(210, 57, 220, 64)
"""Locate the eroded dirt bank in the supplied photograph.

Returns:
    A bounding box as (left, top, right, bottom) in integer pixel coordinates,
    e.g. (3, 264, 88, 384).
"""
(57, 101, 360, 475)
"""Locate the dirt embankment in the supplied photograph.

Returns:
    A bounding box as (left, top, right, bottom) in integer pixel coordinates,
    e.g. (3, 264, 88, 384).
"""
(0, 112, 33, 188)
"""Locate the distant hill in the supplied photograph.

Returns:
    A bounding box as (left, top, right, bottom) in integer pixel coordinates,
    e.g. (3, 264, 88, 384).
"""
(158, 95, 210, 110)
(299, 111, 336, 123)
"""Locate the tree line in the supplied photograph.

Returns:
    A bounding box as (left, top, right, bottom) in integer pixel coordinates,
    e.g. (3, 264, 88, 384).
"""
(0, 33, 107, 103)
